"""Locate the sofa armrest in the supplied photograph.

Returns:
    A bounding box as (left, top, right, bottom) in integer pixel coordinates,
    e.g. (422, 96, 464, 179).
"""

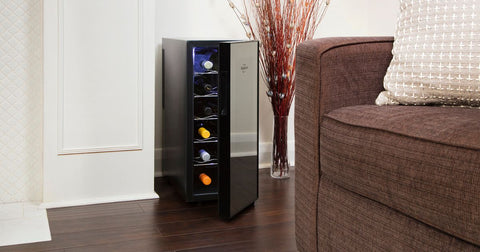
(294, 37, 393, 252)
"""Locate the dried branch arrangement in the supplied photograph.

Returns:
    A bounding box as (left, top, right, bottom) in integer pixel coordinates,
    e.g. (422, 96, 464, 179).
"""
(227, 0, 330, 117)
(227, 0, 330, 178)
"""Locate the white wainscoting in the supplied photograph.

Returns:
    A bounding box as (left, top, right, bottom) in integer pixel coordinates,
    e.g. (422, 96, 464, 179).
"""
(57, 0, 143, 155)
(43, 0, 157, 207)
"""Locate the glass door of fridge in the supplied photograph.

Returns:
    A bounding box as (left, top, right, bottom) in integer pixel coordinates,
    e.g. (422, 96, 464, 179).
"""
(218, 41, 259, 219)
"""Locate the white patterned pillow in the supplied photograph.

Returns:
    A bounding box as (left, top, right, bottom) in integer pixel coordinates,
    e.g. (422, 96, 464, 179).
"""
(376, 0, 480, 107)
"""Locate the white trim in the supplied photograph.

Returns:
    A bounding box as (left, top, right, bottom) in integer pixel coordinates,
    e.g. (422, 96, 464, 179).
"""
(56, 0, 144, 155)
(57, 146, 143, 155)
(40, 192, 159, 209)
(137, 0, 144, 154)
(57, 0, 64, 154)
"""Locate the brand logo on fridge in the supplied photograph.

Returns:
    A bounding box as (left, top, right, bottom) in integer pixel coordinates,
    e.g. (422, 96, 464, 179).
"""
(241, 64, 248, 73)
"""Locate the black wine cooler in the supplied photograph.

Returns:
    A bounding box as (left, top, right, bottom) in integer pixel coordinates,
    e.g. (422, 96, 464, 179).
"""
(162, 38, 259, 219)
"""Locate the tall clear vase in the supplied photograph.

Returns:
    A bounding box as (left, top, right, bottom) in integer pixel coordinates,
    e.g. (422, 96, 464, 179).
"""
(271, 115, 290, 179)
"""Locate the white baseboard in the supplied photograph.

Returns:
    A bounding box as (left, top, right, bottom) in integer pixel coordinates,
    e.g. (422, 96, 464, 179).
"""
(40, 192, 159, 209)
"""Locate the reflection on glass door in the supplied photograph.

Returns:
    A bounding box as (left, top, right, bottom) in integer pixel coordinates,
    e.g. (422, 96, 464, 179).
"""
(219, 41, 259, 219)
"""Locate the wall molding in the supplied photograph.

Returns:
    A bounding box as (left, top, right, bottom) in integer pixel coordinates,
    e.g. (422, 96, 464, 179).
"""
(56, 0, 144, 155)
(41, 192, 158, 209)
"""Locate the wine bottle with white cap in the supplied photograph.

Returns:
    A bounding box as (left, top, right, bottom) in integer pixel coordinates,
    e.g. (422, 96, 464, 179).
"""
(198, 149, 211, 162)
(193, 48, 218, 72)
(201, 60, 214, 70)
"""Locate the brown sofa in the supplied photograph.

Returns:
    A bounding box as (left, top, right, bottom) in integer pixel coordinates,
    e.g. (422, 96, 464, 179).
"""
(294, 37, 480, 251)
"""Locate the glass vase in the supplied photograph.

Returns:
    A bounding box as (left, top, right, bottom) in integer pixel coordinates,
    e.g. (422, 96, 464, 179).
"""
(271, 115, 290, 179)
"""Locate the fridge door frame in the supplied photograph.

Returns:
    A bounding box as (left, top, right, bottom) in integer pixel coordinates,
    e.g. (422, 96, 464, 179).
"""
(218, 40, 259, 220)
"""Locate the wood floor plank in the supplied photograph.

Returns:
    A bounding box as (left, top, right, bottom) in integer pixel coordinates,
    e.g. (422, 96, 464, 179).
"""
(0, 225, 159, 252)
(0, 170, 296, 252)
(136, 196, 216, 214)
(65, 222, 295, 252)
(50, 206, 219, 235)
(157, 208, 294, 237)
(177, 226, 296, 252)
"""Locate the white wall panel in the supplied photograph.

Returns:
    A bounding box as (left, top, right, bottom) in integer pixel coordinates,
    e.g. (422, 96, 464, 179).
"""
(43, 0, 156, 207)
(58, 0, 142, 154)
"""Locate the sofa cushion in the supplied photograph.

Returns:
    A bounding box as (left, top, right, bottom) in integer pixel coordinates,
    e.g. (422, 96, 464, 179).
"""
(376, 0, 480, 107)
(320, 105, 480, 246)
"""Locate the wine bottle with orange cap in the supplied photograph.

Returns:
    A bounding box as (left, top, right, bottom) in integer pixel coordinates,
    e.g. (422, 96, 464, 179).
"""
(199, 173, 211, 186)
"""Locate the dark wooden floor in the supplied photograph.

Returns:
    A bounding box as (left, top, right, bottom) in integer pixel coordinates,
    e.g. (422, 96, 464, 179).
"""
(0, 170, 296, 252)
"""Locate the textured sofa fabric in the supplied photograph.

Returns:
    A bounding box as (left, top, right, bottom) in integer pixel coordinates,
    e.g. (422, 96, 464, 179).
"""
(322, 105, 480, 245)
(295, 37, 395, 252)
(317, 178, 480, 251)
(295, 37, 480, 251)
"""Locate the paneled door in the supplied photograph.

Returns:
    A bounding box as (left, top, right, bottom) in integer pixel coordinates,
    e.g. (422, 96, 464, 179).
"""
(43, 0, 156, 207)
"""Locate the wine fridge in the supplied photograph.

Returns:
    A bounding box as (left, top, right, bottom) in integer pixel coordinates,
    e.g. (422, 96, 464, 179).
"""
(162, 38, 259, 219)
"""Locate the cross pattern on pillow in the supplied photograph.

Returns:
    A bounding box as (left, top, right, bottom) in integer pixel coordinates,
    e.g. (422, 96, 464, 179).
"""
(376, 0, 480, 107)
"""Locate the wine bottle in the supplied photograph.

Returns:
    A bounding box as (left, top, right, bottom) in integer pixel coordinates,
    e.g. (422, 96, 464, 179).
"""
(196, 101, 216, 117)
(202, 105, 213, 117)
(201, 60, 214, 70)
(197, 125, 211, 139)
(194, 81, 213, 95)
(198, 149, 211, 161)
(199, 173, 212, 186)
(193, 48, 217, 72)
